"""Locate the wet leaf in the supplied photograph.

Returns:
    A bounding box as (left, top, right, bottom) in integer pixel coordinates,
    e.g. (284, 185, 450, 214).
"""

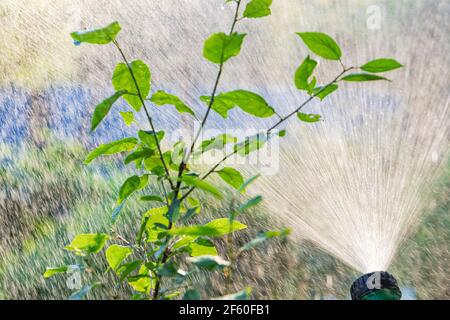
(150, 91, 195, 116)
(360, 58, 403, 73)
(91, 91, 127, 131)
(170, 218, 247, 237)
(105, 244, 133, 271)
(70, 21, 121, 45)
(297, 112, 321, 123)
(297, 32, 342, 60)
(243, 0, 272, 18)
(295, 55, 317, 93)
(203, 32, 246, 64)
(341, 73, 389, 82)
(112, 60, 151, 111)
(84, 137, 138, 164)
(217, 167, 244, 189)
(65, 233, 109, 256)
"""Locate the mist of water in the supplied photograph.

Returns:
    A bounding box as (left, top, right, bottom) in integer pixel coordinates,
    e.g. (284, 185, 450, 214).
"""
(1, 0, 449, 281)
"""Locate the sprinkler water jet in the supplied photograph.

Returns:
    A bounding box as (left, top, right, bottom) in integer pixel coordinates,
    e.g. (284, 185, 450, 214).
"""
(350, 271, 401, 300)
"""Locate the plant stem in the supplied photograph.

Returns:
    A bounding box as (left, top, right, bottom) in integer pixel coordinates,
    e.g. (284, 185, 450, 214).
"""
(152, 1, 243, 299)
(179, 67, 354, 201)
(184, 0, 242, 163)
(112, 40, 175, 190)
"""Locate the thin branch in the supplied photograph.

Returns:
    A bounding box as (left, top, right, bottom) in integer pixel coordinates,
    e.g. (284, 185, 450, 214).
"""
(112, 40, 175, 189)
(184, 0, 243, 163)
(180, 66, 354, 201)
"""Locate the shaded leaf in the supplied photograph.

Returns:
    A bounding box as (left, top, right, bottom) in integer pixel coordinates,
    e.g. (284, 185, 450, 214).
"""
(188, 255, 230, 271)
(140, 195, 164, 203)
(214, 287, 252, 300)
(238, 174, 260, 193)
(341, 73, 389, 82)
(138, 130, 165, 150)
(184, 289, 201, 300)
(236, 195, 263, 214)
(240, 228, 291, 252)
(69, 283, 99, 300)
(312, 84, 338, 100)
(91, 91, 127, 131)
(118, 174, 149, 204)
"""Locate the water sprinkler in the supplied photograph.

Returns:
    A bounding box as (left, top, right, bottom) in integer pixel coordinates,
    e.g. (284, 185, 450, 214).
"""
(350, 271, 402, 300)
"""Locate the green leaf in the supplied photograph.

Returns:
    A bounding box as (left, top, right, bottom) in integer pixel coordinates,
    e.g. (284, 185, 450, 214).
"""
(238, 174, 260, 193)
(168, 198, 181, 223)
(106, 244, 133, 271)
(236, 195, 263, 213)
(128, 275, 151, 293)
(70, 21, 121, 45)
(214, 287, 252, 300)
(240, 228, 291, 252)
(234, 133, 268, 156)
(118, 174, 149, 204)
(312, 84, 338, 100)
(119, 111, 134, 126)
(217, 167, 244, 189)
(138, 130, 165, 150)
(296, 32, 342, 60)
(278, 129, 286, 137)
(341, 73, 389, 82)
(188, 238, 218, 257)
(91, 91, 127, 132)
(203, 32, 246, 64)
(170, 218, 247, 237)
(150, 91, 195, 116)
(243, 0, 272, 18)
(84, 137, 138, 164)
(65, 233, 109, 256)
(141, 206, 169, 243)
(198, 134, 237, 154)
(140, 195, 164, 203)
(360, 58, 403, 73)
(297, 112, 321, 123)
(112, 60, 151, 111)
(124, 148, 154, 165)
(294, 56, 317, 93)
(201, 90, 275, 118)
(188, 255, 230, 271)
(43, 266, 68, 278)
(181, 175, 223, 199)
(184, 289, 201, 300)
(117, 260, 142, 282)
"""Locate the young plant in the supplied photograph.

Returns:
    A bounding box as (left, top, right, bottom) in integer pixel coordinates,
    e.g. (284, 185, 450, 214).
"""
(44, 0, 402, 300)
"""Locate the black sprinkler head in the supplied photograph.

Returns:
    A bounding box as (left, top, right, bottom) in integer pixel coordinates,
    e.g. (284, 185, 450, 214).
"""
(350, 271, 402, 300)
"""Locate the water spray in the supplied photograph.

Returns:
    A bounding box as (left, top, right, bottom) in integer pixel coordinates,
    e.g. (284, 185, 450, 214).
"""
(350, 271, 401, 300)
